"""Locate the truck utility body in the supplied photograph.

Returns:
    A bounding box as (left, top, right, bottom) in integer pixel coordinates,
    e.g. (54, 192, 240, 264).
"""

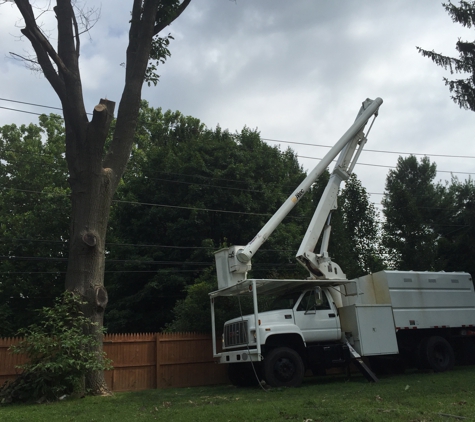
(341, 270, 475, 355)
(209, 98, 475, 387)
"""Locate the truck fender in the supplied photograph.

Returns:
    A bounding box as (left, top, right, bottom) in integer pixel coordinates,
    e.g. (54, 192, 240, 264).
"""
(260, 324, 306, 349)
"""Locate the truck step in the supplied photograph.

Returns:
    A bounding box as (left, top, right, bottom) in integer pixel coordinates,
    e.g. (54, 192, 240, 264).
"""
(352, 357, 379, 383)
(345, 341, 378, 383)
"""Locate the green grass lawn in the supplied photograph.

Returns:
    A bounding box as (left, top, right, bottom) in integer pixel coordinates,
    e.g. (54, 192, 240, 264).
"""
(2, 366, 475, 422)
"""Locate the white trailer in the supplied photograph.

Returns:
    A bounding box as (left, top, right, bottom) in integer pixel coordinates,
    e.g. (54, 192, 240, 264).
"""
(209, 98, 475, 387)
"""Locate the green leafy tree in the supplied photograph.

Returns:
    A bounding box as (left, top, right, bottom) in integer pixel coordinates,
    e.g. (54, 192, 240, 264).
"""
(417, 1, 475, 111)
(437, 176, 475, 276)
(0, 115, 69, 336)
(6, 0, 192, 394)
(336, 175, 385, 278)
(105, 104, 311, 332)
(382, 155, 441, 270)
(0, 292, 111, 404)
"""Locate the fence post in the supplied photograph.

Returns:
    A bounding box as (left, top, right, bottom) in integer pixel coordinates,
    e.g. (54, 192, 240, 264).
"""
(155, 333, 160, 389)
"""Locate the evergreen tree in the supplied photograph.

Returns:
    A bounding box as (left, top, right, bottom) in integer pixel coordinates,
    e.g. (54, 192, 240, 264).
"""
(417, 1, 475, 111)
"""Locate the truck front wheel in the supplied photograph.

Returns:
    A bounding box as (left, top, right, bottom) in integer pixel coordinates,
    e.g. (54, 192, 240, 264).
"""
(264, 347, 305, 387)
(418, 336, 455, 372)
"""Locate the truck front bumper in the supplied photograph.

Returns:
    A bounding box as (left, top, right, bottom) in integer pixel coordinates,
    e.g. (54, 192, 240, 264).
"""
(215, 349, 263, 364)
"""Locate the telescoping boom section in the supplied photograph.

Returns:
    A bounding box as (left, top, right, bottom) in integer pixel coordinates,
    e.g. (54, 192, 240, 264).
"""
(214, 97, 383, 289)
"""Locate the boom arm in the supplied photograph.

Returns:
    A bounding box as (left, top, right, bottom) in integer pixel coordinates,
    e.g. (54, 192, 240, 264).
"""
(214, 98, 382, 289)
(296, 98, 380, 279)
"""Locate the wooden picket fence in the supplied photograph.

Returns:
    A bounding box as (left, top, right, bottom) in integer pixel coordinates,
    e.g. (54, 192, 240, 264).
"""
(0, 333, 228, 392)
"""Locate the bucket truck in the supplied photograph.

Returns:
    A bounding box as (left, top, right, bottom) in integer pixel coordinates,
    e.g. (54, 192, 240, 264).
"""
(210, 98, 475, 387)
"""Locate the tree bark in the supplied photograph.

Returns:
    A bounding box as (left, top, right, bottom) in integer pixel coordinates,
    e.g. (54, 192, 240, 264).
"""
(65, 99, 115, 394)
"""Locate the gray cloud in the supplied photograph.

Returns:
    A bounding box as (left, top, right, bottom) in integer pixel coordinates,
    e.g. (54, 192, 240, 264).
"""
(1, 0, 474, 205)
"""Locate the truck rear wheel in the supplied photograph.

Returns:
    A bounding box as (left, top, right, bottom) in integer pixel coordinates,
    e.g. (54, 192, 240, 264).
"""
(264, 347, 304, 388)
(418, 336, 455, 372)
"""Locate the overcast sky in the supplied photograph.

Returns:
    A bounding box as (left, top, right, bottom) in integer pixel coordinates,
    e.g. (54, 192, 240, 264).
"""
(1, 0, 474, 213)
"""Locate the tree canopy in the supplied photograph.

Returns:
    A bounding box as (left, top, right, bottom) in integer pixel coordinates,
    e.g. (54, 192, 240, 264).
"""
(104, 103, 312, 332)
(0, 115, 69, 336)
(381, 154, 475, 278)
(382, 155, 440, 270)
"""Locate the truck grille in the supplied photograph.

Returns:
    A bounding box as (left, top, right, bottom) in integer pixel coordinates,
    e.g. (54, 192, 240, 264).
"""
(224, 321, 248, 347)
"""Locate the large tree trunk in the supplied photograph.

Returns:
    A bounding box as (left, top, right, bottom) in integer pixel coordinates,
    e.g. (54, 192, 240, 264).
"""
(65, 100, 116, 395)
(11, 0, 193, 396)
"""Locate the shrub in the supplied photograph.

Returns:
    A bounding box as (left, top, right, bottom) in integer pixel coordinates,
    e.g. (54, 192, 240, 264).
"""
(0, 292, 111, 404)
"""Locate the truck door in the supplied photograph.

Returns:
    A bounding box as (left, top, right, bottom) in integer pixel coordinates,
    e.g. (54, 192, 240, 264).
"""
(293, 288, 340, 343)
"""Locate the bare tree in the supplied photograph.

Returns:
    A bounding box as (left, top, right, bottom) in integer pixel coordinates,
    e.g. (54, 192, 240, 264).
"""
(8, 0, 192, 395)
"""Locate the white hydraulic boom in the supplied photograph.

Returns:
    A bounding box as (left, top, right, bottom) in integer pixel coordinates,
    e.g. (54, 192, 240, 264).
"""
(214, 98, 383, 288)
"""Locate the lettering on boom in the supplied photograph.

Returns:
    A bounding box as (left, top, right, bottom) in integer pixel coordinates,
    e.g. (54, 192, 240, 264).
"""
(291, 188, 305, 204)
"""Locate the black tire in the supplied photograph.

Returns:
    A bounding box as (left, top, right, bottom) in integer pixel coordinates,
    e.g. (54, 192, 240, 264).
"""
(228, 363, 259, 387)
(264, 347, 305, 388)
(418, 336, 455, 372)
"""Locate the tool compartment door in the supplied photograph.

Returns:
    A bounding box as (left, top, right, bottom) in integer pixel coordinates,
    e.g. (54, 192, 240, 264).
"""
(340, 304, 399, 356)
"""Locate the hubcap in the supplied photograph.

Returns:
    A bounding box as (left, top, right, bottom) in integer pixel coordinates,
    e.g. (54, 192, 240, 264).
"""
(275, 358, 295, 381)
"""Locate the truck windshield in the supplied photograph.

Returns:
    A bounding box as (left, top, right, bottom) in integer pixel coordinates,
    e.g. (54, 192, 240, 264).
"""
(268, 291, 302, 311)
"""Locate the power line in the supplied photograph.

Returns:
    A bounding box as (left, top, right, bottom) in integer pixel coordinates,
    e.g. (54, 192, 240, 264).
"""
(2, 96, 475, 160)
(112, 198, 279, 217)
(0, 185, 308, 219)
(2, 183, 474, 219)
(0, 269, 203, 275)
(0, 255, 214, 266)
(263, 138, 475, 160)
(298, 155, 475, 176)
(3, 145, 474, 188)
(0, 106, 44, 117)
(1, 238, 303, 254)
(0, 97, 63, 112)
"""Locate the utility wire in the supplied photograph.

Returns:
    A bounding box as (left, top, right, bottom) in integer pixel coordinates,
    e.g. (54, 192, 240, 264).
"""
(0, 106, 45, 116)
(0, 97, 63, 112)
(3, 141, 473, 176)
(1, 97, 475, 160)
(0, 186, 308, 219)
(0, 238, 315, 254)
(298, 155, 475, 176)
(1, 184, 473, 221)
(3, 146, 474, 188)
(263, 138, 475, 160)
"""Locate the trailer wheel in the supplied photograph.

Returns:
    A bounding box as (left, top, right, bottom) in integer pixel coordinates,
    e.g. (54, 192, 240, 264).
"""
(419, 336, 455, 372)
(228, 363, 259, 387)
(264, 347, 305, 388)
